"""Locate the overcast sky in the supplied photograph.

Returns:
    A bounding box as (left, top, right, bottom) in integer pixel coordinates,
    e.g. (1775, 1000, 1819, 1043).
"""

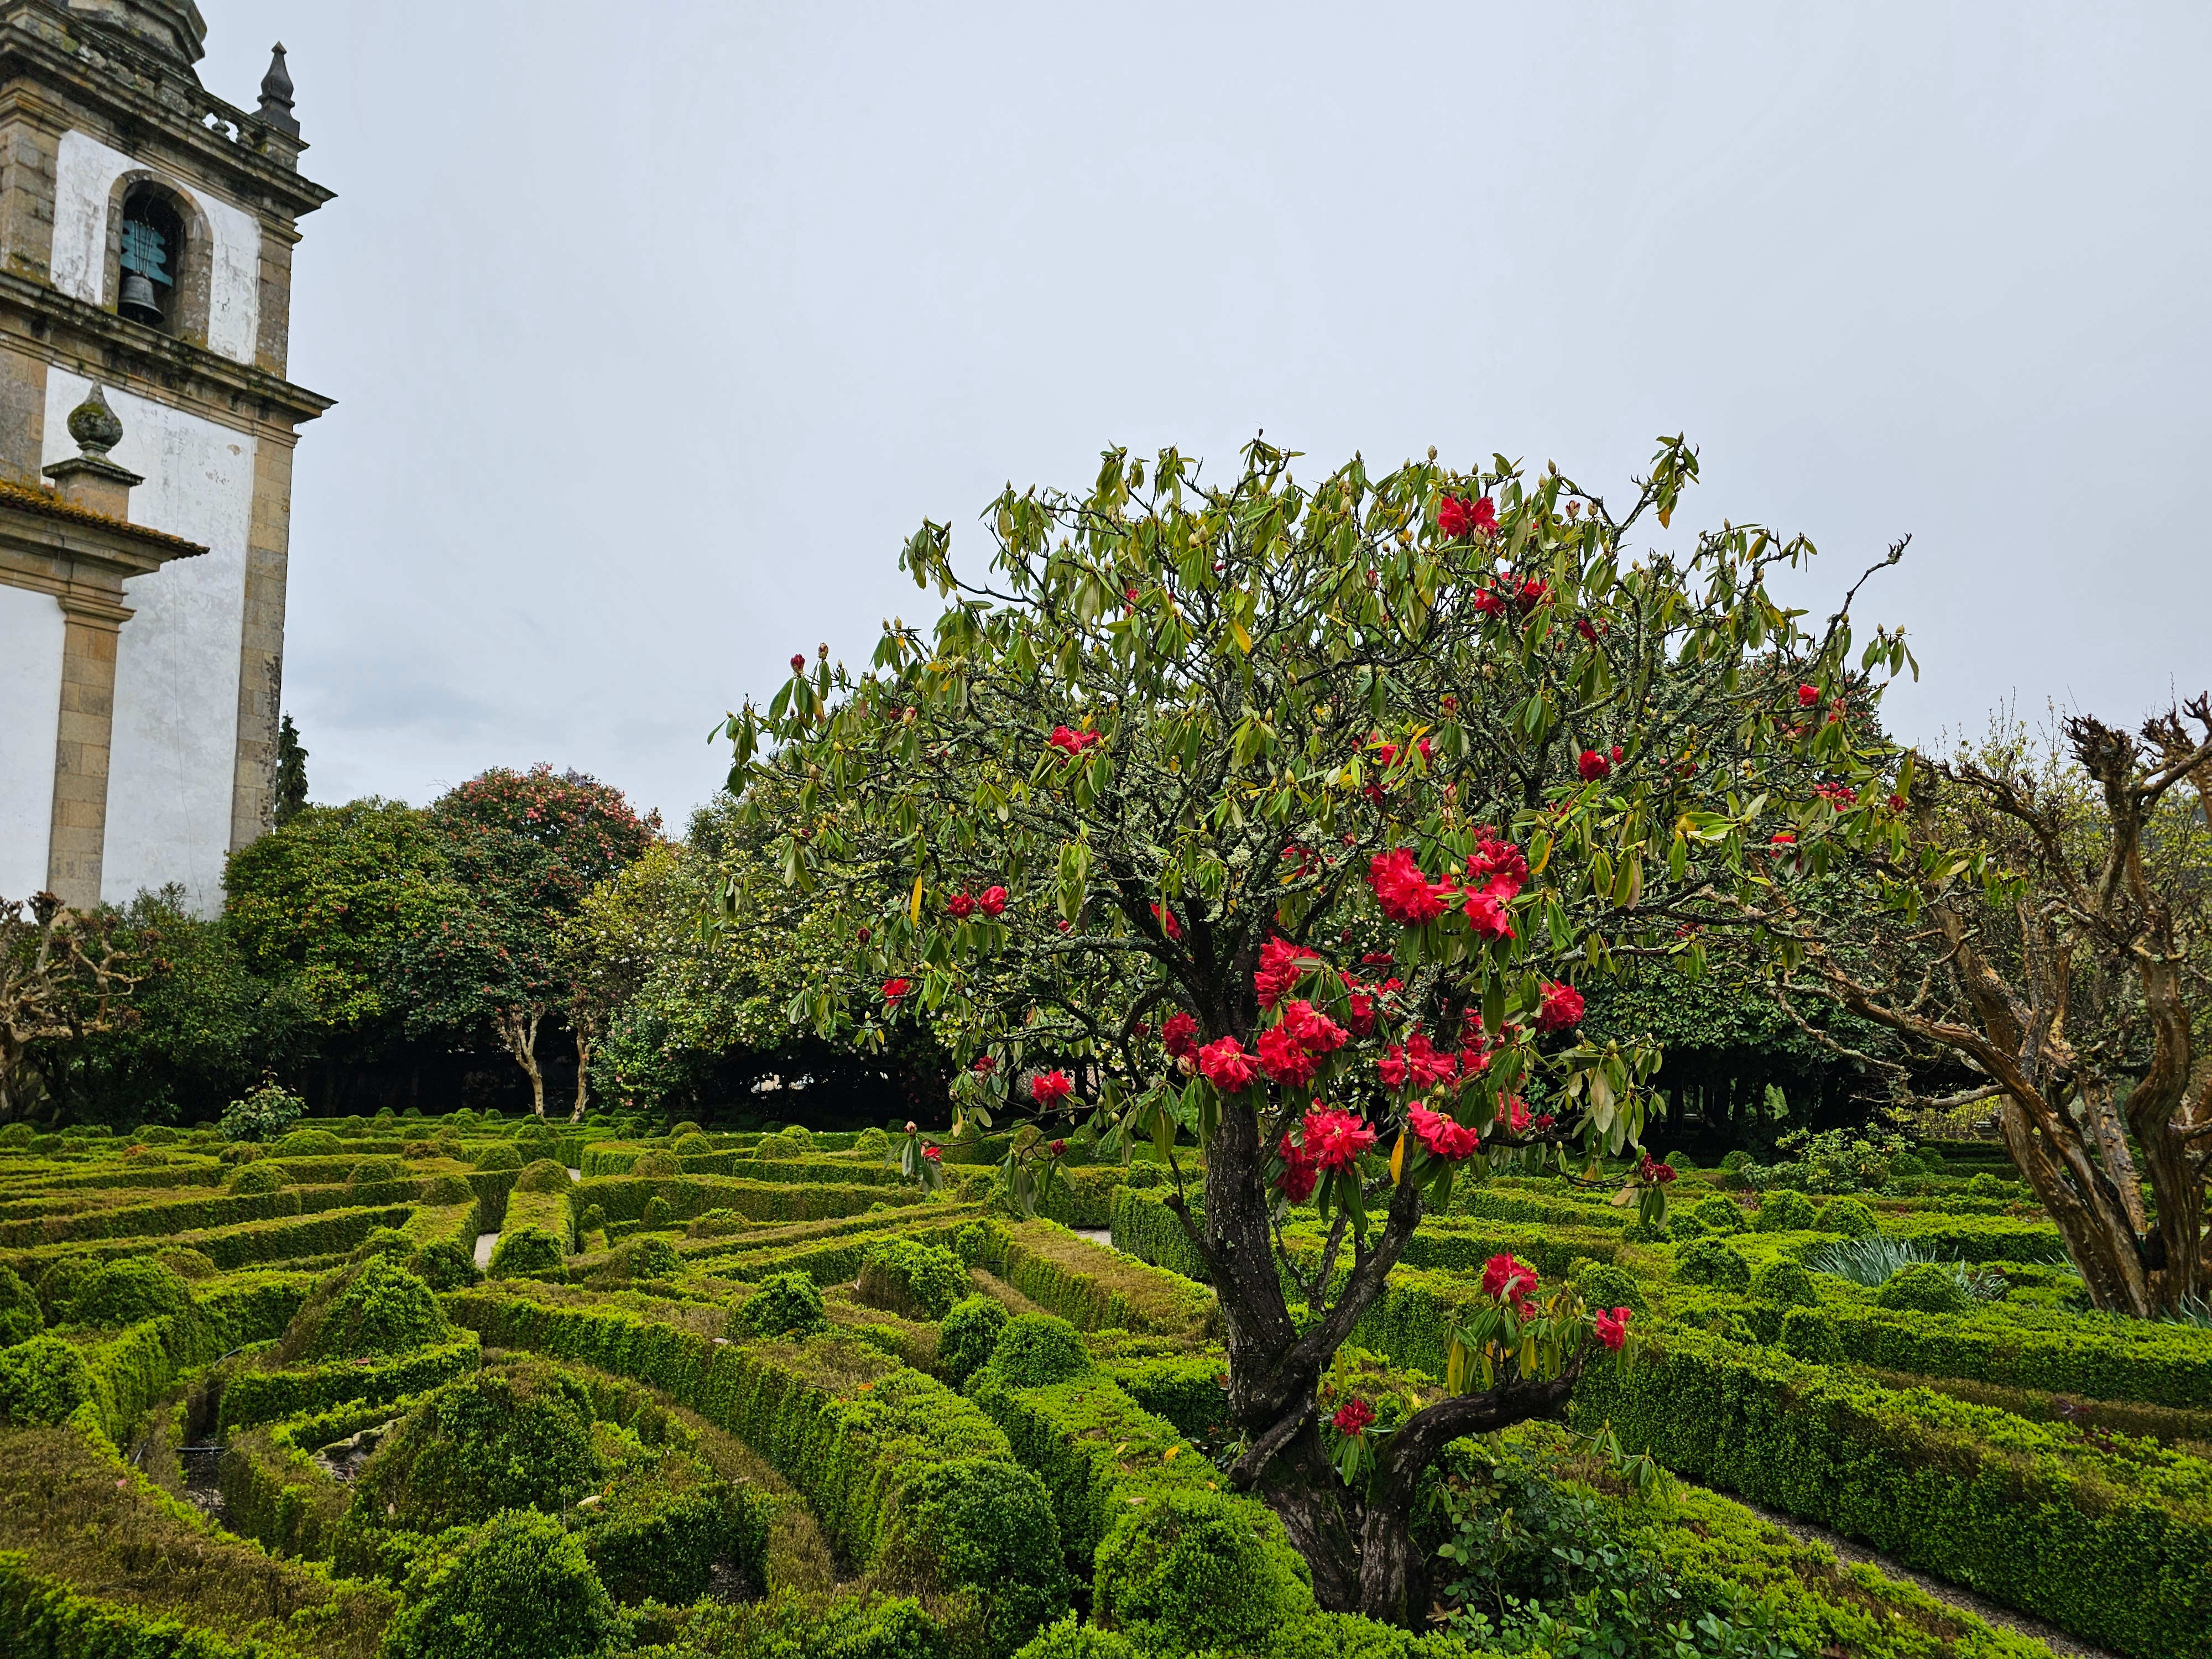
(197, 3, 2211, 828)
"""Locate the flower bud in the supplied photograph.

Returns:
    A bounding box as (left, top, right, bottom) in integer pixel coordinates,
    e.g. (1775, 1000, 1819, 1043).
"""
(904, 1121, 917, 1135)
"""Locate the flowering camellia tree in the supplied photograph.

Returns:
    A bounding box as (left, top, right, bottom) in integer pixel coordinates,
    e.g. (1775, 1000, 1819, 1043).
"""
(716, 437, 1911, 1621)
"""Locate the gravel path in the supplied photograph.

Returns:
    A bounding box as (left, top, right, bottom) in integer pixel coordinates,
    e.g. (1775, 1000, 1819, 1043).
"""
(472, 1230, 497, 1269)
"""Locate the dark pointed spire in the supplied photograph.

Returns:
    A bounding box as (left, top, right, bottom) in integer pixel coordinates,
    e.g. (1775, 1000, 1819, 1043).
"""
(257, 42, 299, 137)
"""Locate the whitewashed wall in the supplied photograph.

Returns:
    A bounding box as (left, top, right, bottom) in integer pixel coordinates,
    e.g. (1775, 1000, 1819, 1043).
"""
(42, 372, 257, 914)
(0, 583, 64, 900)
(50, 129, 262, 364)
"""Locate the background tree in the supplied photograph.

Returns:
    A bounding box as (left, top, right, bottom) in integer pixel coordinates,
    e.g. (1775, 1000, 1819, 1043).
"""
(1776, 701, 2212, 1313)
(1, 894, 141, 1122)
(274, 713, 310, 827)
(719, 436, 1910, 1621)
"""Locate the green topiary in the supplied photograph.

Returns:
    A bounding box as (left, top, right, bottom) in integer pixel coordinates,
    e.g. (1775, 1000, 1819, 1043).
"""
(474, 1142, 524, 1172)
(955, 1218, 1010, 1268)
(135, 1124, 181, 1145)
(348, 1155, 408, 1186)
(1093, 1489, 1307, 1655)
(1818, 1197, 1880, 1239)
(1877, 1261, 1973, 1314)
(1673, 1238, 1750, 1294)
(858, 1238, 971, 1321)
(409, 1240, 483, 1292)
(1778, 1305, 1843, 1364)
(1570, 1261, 1647, 1317)
(855, 1126, 891, 1157)
(353, 1227, 415, 1264)
(306, 1258, 453, 1360)
(633, 1151, 680, 1178)
(1718, 1150, 1751, 1171)
(1667, 1209, 1710, 1240)
(755, 1131, 803, 1160)
(156, 1249, 217, 1282)
(1014, 1616, 1140, 1658)
(34, 1258, 95, 1325)
(674, 1132, 714, 1157)
(641, 1195, 675, 1230)
(422, 1173, 474, 1204)
(378, 1506, 624, 1659)
(731, 1271, 828, 1340)
(620, 1237, 684, 1280)
(0, 1265, 41, 1347)
(354, 1365, 603, 1530)
(580, 1203, 608, 1235)
(987, 1314, 1091, 1387)
(939, 1295, 1010, 1389)
(1749, 1258, 1819, 1308)
(1966, 1171, 2012, 1198)
(0, 1334, 93, 1423)
(228, 1160, 288, 1195)
(880, 1458, 1070, 1655)
(685, 1208, 746, 1239)
(1692, 1196, 1746, 1234)
(515, 1158, 571, 1193)
(0, 1123, 34, 1149)
(781, 1125, 815, 1151)
(68, 1259, 191, 1327)
(270, 1126, 342, 1158)
(1751, 1188, 1817, 1232)
(671, 1120, 705, 1139)
(1887, 1151, 1927, 1178)
(489, 1225, 567, 1281)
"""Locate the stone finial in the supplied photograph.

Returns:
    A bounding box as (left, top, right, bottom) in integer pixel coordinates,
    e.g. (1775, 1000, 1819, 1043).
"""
(66, 385, 124, 457)
(45, 385, 143, 519)
(258, 42, 300, 137)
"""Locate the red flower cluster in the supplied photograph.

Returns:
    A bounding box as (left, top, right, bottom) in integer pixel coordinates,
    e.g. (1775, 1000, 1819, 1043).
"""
(1797, 684, 1821, 707)
(1031, 1070, 1073, 1105)
(1280, 999, 1349, 1054)
(1593, 1306, 1631, 1351)
(1255, 1025, 1317, 1087)
(1463, 891, 1515, 942)
(1301, 1107, 1376, 1171)
(1437, 494, 1498, 539)
(1812, 782, 1858, 808)
(1482, 1252, 1538, 1310)
(1161, 1010, 1200, 1061)
(1051, 1138, 1068, 1155)
(1379, 1031, 1458, 1091)
(881, 978, 912, 1004)
(1339, 971, 1396, 1039)
(947, 893, 977, 919)
(1276, 1131, 1319, 1201)
(1637, 1154, 1677, 1185)
(973, 1055, 997, 1073)
(1369, 849, 1452, 926)
(1374, 734, 1434, 771)
(1518, 578, 1549, 611)
(1199, 1036, 1260, 1092)
(921, 1143, 942, 1163)
(1255, 936, 1323, 1009)
(1408, 1103, 1480, 1160)
(1506, 1095, 1532, 1134)
(1048, 725, 1102, 759)
(979, 885, 1008, 916)
(1535, 980, 1585, 1034)
(1466, 839, 1527, 907)
(1578, 749, 1611, 781)
(1150, 903, 1183, 942)
(1575, 618, 1599, 643)
(1331, 1395, 1377, 1436)
(1770, 830, 1797, 846)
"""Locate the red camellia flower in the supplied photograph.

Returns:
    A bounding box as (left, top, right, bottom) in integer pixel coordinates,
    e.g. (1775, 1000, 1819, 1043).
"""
(1280, 999, 1349, 1056)
(1161, 1010, 1201, 1061)
(1199, 1036, 1261, 1092)
(1275, 1131, 1321, 1201)
(1462, 890, 1515, 942)
(1048, 725, 1102, 760)
(1481, 1253, 1538, 1307)
(1056, 919, 1072, 933)
(1369, 848, 1452, 926)
(973, 1055, 997, 1073)
(1360, 952, 1395, 967)
(978, 885, 1009, 916)
(1518, 577, 1549, 611)
(1887, 792, 1908, 812)
(1301, 1107, 1377, 1171)
(790, 654, 806, 674)
(1466, 838, 1528, 905)
(1379, 1031, 1458, 1091)
(1578, 749, 1611, 781)
(1030, 1070, 1074, 1105)
(1256, 936, 1323, 1009)
(1797, 684, 1821, 707)
(1611, 745, 1624, 763)
(947, 893, 977, 920)
(1534, 1111, 1556, 1130)
(1535, 980, 1585, 1034)
(1472, 586, 1508, 617)
(1472, 497, 1499, 534)
(1256, 1025, 1318, 1087)
(1339, 974, 1379, 1039)
(1407, 1102, 1480, 1160)
(1331, 1395, 1377, 1436)
(922, 1143, 942, 1162)
(881, 978, 912, 1003)
(1593, 1306, 1631, 1351)
(1437, 495, 1474, 538)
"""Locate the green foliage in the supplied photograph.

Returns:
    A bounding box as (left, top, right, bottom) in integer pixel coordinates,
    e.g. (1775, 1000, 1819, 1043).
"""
(1775, 1126, 1908, 1194)
(642, 1195, 675, 1229)
(409, 1239, 483, 1292)
(1877, 1263, 1973, 1315)
(939, 1296, 1010, 1389)
(378, 1505, 625, 1659)
(685, 1208, 746, 1239)
(489, 1226, 567, 1281)
(67, 1258, 192, 1327)
(859, 1238, 971, 1321)
(217, 1078, 305, 1143)
(620, 1237, 684, 1280)
(1778, 1306, 1844, 1364)
(475, 1142, 524, 1172)
(517, 1157, 572, 1192)
(1815, 1197, 1879, 1239)
(633, 1150, 680, 1177)
(305, 1258, 452, 1359)
(0, 1267, 40, 1347)
(0, 1123, 33, 1147)
(857, 1126, 893, 1157)
(1093, 1489, 1308, 1656)
(354, 1365, 604, 1530)
(734, 1272, 830, 1339)
(1571, 1261, 1647, 1317)
(1749, 1190, 1815, 1233)
(675, 1131, 715, 1156)
(0, 1335, 92, 1423)
(1674, 1239, 1751, 1294)
(271, 1125, 342, 1157)
(1748, 1260, 1818, 1308)
(1965, 1172, 2013, 1198)
(881, 1458, 1071, 1656)
(986, 1315, 1092, 1389)
(956, 1219, 1011, 1269)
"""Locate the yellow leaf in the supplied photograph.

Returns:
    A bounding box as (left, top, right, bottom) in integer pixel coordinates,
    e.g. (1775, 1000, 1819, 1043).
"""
(909, 873, 925, 926)
(1164, 1446, 1181, 1462)
(1230, 618, 1254, 654)
(1390, 1130, 1407, 1185)
(1113, 1443, 1128, 1455)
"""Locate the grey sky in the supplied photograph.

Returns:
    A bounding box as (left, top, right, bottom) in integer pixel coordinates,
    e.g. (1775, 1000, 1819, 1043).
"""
(199, 3, 2211, 826)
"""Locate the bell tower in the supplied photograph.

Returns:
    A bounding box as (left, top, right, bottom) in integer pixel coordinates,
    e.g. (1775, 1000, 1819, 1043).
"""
(0, 1, 333, 911)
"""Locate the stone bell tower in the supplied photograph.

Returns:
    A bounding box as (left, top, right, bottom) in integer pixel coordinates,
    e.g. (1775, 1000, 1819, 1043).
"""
(0, 1, 332, 912)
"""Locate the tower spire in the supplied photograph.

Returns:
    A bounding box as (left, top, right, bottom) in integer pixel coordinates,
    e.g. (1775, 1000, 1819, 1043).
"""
(257, 42, 299, 137)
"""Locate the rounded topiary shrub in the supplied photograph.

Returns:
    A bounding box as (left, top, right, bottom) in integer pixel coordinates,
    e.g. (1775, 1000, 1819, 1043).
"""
(474, 1142, 524, 1173)
(579, 1203, 607, 1235)
(379, 1506, 624, 1659)
(1667, 1209, 1709, 1240)
(620, 1237, 683, 1280)
(1750, 1259, 1819, 1307)
(0, 1123, 35, 1150)
(156, 1249, 217, 1282)
(1751, 1189, 1817, 1232)
(1674, 1238, 1751, 1294)
(353, 1227, 414, 1265)
(34, 1258, 96, 1325)
(270, 1126, 342, 1158)
(354, 1365, 602, 1529)
(348, 1155, 408, 1186)
(881, 1458, 1070, 1655)
(0, 1265, 41, 1347)
(858, 1238, 970, 1321)
(515, 1158, 571, 1193)
(1965, 1171, 2012, 1198)
(1093, 1489, 1306, 1655)
(1692, 1196, 1746, 1234)
(1571, 1261, 1647, 1317)
(1877, 1262, 1973, 1314)
(939, 1295, 1010, 1389)
(854, 1126, 891, 1157)
(685, 1208, 745, 1239)
(0, 1334, 93, 1424)
(731, 1271, 827, 1340)
(1887, 1151, 1927, 1178)
(1818, 1197, 1880, 1239)
(1014, 1616, 1140, 1658)
(136, 1124, 181, 1145)
(780, 1125, 815, 1151)
(755, 1131, 802, 1160)
(409, 1240, 482, 1293)
(422, 1173, 474, 1204)
(68, 1259, 191, 1327)
(1718, 1150, 1751, 1172)
(228, 1161, 288, 1196)
(955, 1218, 1010, 1268)
(632, 1151, 680, 1178)
(988, 1314, 1091, 1387)
(641, 1196, 675, 1230)
(488, 1225, 567, 1281)
(1778, 1305, 1844, 1364)
(307, 1258, 453, 1360)
(674, 1132, 714, 1157)
(670, 1120, 705, 1139)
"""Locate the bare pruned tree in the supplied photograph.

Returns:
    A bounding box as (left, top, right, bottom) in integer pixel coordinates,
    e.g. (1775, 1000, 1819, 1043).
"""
(1, 893, 142, 1123)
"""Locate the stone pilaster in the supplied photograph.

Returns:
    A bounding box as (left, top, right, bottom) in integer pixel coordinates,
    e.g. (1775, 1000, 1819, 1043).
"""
(46, 592, 125, 910)
(0, 342, 46, 485)
(229, 430, 294, 851)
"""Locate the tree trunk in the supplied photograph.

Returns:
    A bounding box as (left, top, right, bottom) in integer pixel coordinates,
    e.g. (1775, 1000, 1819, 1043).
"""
(498, 1005, 547, 1117)
(571, 1028, 593, 1123)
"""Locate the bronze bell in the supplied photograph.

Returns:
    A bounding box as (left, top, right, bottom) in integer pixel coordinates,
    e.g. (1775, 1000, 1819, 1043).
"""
(119, 270, 161, 324)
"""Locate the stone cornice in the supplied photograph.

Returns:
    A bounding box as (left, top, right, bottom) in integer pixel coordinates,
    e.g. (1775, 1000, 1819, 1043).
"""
(0, 475, 206, 564)
(0, 268, 334, 426)
(0, 1, 333, 218)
